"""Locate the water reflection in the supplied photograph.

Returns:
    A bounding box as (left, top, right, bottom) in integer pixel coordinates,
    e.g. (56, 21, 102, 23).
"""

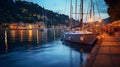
(80, 48, 84, 67)
(36, 30, 39, 44)
(54, 29, 56, 40)
(68, 47, 84, 67)
(0, 29, 62, 52)
(4, 30, 8, 52)
(63, 41, 92, 67)
(10, 30, 16, 41)
(28, 30, 33, 42)
(19, 30, 24, 42)
(0, 29, 89, 67)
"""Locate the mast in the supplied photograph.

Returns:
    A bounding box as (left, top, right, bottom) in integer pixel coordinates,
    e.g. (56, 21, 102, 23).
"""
(80, 0, 83, 28)
(70, 0, 83, 28)
(89, 0, 94, 26)
(90, 0, 94, 21)
(70, 0, 72, 19)
(70, 0, 73, 27)
(75, 0, 77, 20)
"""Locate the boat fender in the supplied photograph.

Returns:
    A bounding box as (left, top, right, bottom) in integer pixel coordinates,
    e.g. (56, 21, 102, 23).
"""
(80, 36, 85, 41)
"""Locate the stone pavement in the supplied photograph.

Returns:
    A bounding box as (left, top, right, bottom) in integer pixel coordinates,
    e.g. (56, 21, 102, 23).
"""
(85, 32, 120, 67)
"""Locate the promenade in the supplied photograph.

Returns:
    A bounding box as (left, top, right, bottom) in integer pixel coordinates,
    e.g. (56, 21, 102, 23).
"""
(85, 32, 120, 67)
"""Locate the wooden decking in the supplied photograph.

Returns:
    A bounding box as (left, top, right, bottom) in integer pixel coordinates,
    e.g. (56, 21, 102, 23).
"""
(85, 32, 120, 67)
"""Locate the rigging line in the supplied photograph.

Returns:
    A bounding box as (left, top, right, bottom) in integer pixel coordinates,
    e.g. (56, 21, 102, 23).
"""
(70, 0, 73, 27)
(80, 0, 83, 21)
(80, 0, 82, 19)
(93, 2, 95, 20)
(90, 0, 95, 21)
(90, 0, 92, 18)
(80, 0, 83, 27)
(85, 1, 91, 23)
(75, 0, 77, 20)
(78, 0, 81, 21)
(41, 0, 45, 8)
(70, 0, 73, 19)
(94, 0, 101, 18)
(63, 0, 68, 15)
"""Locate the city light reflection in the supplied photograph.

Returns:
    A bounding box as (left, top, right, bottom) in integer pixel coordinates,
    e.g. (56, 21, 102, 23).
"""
(28, 30, 33, 42)
(19, 30, 24, 42)
(36, 30, 39, 44)
(11, 30, 16, 41)
(54, 30, 56, 40)
(5, 30, 8, 52)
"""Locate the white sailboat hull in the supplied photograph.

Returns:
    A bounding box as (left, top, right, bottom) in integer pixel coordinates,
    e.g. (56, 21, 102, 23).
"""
(62, 31, 97, 45)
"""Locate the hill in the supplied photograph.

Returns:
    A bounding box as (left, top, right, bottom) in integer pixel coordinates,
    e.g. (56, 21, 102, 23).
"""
(0, 0, 69, 26)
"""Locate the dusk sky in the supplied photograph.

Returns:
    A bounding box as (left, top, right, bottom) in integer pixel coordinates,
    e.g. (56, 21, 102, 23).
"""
(24, 0, 109, 20)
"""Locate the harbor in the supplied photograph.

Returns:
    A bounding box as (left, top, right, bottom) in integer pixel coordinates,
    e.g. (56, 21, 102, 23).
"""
(0, 0, 120, 67)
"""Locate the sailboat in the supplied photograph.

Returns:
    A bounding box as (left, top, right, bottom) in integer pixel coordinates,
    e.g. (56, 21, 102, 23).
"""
(62, 0, 101, 45)
(40, 8, 48, 32)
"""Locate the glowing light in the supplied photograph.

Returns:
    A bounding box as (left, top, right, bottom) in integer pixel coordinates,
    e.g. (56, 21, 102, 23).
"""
(88, 17, 93, 23)
(28, 30, 33, 41)
(80, 36, 84, 41)
(97, 36, 101, 39)
(101, 34, 104, 38)
(28, 24, 33, 29)
(10, 24, 17, 29)
(98, 18, 102, 23)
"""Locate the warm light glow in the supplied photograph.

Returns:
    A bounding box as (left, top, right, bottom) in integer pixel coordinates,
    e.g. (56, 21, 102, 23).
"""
(28, 30, 33, 41)
(101, 34, 104, 38)
(80, 36, 84, 41)
(19, 30, 24, 42)
(88, 17, 93, 23)
(28, 24, 33, 29)
(97, 36, 101, 39)
(11, 30, 16, 41)
(96, 24, 99, 27)
(36, 30, 39, 44)
(10, 24, 17, 29)
(98, 18, 102, 23)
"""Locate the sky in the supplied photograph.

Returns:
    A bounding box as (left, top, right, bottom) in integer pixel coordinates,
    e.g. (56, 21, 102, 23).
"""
(24, 0, 109, 20)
